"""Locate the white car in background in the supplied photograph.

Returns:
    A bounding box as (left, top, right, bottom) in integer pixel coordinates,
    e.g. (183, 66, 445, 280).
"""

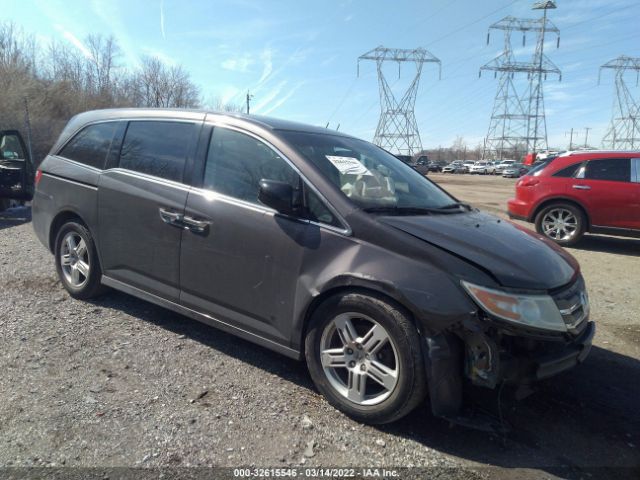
(494, 159, 516, 175)
(469, 161, 490, 174)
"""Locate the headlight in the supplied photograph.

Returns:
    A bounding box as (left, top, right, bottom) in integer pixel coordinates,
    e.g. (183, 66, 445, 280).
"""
(461, 281, 566, 332)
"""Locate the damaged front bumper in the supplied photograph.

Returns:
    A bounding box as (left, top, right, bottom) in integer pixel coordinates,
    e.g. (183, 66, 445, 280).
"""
(460, 318, 595, 388)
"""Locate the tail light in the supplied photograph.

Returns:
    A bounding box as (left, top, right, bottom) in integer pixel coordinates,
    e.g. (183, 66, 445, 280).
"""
(34, 169, 42, 186)
(519, 177, 540, 187)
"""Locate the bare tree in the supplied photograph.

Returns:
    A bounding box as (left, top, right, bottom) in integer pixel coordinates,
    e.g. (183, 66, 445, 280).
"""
(131, 56, 200, 108)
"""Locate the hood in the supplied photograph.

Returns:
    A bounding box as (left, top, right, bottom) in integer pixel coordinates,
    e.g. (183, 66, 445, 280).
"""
(379, 210, 578, 290)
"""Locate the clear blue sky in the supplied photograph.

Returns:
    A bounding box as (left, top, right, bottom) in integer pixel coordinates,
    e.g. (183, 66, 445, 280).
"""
(2, 0, 639, 150)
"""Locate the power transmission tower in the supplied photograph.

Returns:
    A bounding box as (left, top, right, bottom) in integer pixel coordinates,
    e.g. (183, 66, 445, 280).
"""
(599, 55, 640, 149)
(527, 1, 561, 154)
(358, 46, 441, 156)
(480, 1, 560, 159)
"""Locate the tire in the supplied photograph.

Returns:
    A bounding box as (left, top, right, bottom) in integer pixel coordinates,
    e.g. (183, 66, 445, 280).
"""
(305, 292, 426, 424)
(54, 221, 106, 299)
(535, 203, 586, 247)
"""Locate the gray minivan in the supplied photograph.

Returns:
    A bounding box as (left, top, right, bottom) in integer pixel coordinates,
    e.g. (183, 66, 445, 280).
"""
(32, 109, 594, 425)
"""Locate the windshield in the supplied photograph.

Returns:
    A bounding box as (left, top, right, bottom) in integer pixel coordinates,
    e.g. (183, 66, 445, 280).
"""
(281, 131, 455, 211)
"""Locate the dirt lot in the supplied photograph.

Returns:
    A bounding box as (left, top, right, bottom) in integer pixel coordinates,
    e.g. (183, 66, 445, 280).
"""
(0, 174, 638, 479)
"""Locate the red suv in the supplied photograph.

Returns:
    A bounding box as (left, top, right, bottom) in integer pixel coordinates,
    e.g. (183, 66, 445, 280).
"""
(508, 151, 640, 246)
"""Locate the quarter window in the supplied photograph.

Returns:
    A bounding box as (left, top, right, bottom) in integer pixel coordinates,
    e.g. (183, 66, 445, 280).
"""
(119, 121, 195, 182)
(553, 162, 582, 178)
(58, 122, 117, 169)
(584, 158, 630, 182)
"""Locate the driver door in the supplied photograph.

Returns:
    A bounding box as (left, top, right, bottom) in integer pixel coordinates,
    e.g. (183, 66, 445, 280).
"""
(0, 130, 34, 201)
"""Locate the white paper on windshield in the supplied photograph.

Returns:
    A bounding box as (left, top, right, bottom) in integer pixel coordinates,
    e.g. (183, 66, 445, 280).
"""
(326, 155, 373, 176)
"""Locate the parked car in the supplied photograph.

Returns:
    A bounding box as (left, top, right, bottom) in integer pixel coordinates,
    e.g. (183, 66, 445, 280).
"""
(33, 109, 594, 425)
(0, 130, 34, 211)
(427, 160, 447, 172)
(463, 160, 475, 171)
(413, 157, 430, 175)
(494, 159, 516, 175)
(483, 161, 497, 175)
(508, 151, 640, 245)
(469, 161, 490, 175)
(442, 161, 467, 174)
(502, 163, 529, 178)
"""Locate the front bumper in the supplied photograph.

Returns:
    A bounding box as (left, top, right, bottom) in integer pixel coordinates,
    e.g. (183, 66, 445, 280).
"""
(460, 319, 595, 388)
(503, 321, 595, 383)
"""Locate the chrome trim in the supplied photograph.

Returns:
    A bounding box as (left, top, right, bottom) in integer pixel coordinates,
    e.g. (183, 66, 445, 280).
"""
(559, 303, 581, 315)
(201, 121, 352, 236)
(41, 172, 98, 191)
(104, 168, 192, 192)
(188, 187, 351, 235)
(55, 117, 200, 156)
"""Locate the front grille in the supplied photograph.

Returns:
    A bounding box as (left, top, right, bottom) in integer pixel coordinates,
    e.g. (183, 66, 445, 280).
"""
(551, 276, 589, 331)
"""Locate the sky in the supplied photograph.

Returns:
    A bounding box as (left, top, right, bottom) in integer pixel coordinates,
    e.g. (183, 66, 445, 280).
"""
(2, 0, 639, 151)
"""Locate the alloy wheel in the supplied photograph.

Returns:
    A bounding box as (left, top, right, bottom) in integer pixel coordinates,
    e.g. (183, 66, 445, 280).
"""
(320, 313, 399, 406)
(542, 208, 578, 241)
(60, 231, 90, 288)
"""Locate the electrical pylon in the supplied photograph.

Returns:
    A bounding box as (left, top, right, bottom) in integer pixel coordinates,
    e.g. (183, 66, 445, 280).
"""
(599, 55, 640, 149)
(480, 1, 561, 159)
(358, 46, 441, 156)
(527, 0, 561, 154)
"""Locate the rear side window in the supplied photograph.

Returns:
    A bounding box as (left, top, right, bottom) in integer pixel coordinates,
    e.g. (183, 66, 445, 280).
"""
(553, 162, 582, 178)
(58, 122, 117, 169)
(585, 158, 630, 182)
(119, 121, 195, 182)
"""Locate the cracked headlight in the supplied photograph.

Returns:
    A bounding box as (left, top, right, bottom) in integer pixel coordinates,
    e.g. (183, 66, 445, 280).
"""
(461, 281, 566, 332)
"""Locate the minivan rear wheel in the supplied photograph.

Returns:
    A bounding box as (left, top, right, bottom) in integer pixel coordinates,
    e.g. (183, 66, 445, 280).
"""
(535, 203, 586, 246)
(305, 292, 426, 424)
(54, 221, 106, 299)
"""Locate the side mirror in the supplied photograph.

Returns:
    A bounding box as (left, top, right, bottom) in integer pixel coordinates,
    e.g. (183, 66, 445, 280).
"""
(258, 179, 296, 215)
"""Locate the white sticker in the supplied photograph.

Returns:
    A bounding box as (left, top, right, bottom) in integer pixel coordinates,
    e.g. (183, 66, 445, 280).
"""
(326, 155, 373, 176)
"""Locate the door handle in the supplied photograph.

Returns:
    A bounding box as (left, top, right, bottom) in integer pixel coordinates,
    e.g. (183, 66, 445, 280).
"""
(182, 215, 211, 233)
(572, 185, 591, 190)
(159, 207, 184, 226)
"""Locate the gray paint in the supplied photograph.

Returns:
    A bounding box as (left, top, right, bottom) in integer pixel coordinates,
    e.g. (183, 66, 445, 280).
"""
(32, 108, 588, 367)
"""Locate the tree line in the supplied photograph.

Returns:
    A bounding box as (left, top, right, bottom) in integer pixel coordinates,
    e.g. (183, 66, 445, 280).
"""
(0, 22, 240, 163)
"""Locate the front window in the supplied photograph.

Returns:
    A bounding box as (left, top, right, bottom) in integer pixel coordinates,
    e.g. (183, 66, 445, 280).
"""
(281, 131, 455, 211)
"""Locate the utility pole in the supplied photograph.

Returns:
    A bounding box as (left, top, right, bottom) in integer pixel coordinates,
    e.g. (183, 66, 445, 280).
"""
(599, 55, 640, 149)
(584, 127, 592, 148)
(358, 46, 441, 156)
(246, 90, 254, 115)
(23, 97, 33, 161)
(565, 128, 574, 150)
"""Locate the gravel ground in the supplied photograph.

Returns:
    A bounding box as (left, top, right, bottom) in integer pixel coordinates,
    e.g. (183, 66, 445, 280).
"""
(0, 174, 639, 479)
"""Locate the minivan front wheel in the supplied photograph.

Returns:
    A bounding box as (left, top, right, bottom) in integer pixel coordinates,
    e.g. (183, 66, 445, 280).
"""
(535, 203, 585, 246)
(305, 293, 426, 424)
(54, 221, 105, 299)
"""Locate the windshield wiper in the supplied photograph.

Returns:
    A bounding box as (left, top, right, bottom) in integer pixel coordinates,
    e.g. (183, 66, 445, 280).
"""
(435, 202, 473, 211)
(362, 205, 467, 215)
